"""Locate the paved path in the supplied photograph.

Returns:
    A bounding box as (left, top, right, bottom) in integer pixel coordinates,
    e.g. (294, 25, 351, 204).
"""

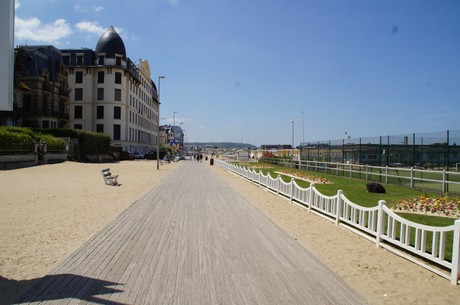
(16, 161, 366, 304)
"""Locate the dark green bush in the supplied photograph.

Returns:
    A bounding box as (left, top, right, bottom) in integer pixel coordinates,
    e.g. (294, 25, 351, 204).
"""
(1, 127, 111, 154)
(35, 133, 66, 151)
(36, 128, 111, 154)
(76, 129, 110, 154)
(0, 128, 35, 150)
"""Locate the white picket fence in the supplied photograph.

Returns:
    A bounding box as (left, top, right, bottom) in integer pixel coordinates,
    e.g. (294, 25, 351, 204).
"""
(216, 160, 460, 285)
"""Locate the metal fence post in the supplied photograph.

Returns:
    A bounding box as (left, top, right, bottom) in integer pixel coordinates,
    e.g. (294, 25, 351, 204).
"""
(410, 167, 414, 189)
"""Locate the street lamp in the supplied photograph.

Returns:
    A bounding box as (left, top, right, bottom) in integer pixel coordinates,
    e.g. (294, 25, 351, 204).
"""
(290, 120, 294, 158)
(173, 111, 178, 126)
(157, 76, 165, 170)
(301, 111, 305, 148)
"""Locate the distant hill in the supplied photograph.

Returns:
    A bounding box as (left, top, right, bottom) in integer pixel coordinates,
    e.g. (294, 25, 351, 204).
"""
(186, 142, 257, 149)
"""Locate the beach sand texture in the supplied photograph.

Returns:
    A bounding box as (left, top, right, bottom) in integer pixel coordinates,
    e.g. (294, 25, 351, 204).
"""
(0, 160, 179, 303)
(0, 159, 459, 304)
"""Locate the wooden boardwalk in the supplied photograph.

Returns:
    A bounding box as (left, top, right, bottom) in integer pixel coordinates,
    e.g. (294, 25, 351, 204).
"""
(16, 161, 366, 305)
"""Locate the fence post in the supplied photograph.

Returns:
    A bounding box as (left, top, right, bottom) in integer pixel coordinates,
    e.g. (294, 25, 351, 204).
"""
(266, 172, 270, 191)
(385, 166, 389, 184)
(442, 169, 447, 194)
(376, 200, 387, 248)
(277, 174, 281, 194)
(365, 165, 369, 181)
(410, 167, 414, 189)
(451, 219, 460, 285)
(308, 183, 315, 211)
(335, 190, 343, 226)
(290, 178, 295, 202)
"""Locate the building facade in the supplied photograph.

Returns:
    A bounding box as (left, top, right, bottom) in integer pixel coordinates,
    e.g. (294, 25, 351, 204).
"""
(159, 125, 185, 156)
(62, 26, 159, 153)
(0, 45, 70, 128)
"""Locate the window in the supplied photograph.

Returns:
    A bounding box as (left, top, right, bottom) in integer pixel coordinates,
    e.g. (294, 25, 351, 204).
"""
(96, 124, 104, 133)
(76, 55, 83, 65)
(23, 95, 31, 112)
(116, 56, 122, 66)
(75, 71, 83, 83)
(98, 55, 104, 65)
(74, 88, 83, 100)
(97, 71, 104, 83)
(74, 124, 82, 130)
(115, 72, 122, 84)
(74, 106, 83, 119)
(63, 55, 70, 65)
(42, 120, 50, 128)
(97, 106, 104, 119)
(113, 124, 121, 140)
(114, 89, 122, 101)
(97, 88, 104, 100)
(114, 106, 121, 119)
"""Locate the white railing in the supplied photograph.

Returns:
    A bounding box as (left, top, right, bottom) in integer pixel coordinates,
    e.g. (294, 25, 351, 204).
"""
(216, 160, 460, 285)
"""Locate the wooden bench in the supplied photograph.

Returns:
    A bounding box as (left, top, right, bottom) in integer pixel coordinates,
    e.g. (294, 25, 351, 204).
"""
(101, 168, 119, 186)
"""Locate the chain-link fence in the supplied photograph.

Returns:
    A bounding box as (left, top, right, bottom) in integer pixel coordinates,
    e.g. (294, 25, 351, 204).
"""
(300, 130, 460, 170)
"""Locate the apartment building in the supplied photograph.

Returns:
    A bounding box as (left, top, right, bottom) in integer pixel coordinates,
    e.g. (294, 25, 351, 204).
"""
(62, 26, 159, 153)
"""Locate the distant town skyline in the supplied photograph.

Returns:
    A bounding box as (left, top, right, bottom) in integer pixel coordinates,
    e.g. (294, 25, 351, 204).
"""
(13, 0, 460, 146)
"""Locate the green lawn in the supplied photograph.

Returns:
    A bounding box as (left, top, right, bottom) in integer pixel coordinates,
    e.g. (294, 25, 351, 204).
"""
(240, 163, 457, 225)
(236, 162, 458, 261)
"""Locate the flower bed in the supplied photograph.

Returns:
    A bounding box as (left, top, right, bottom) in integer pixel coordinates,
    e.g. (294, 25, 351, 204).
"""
(276, 170, 332, 184)
(393, 195, 460, 218)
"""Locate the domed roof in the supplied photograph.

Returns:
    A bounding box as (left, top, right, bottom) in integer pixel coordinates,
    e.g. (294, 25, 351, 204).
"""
(95, 26, 126, 59)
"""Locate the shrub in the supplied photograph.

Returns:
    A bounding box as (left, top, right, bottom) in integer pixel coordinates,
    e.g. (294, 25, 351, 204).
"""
(35, 133, 66, 151)
(36, 128, 111, 154)
(76, 130, 111, 154)
(0, 128, 35, 150)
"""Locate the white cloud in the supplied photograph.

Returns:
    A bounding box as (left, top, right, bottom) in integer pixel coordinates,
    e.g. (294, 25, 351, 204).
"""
(168, 0, 180, 6)
(15, 0, 21, 9)
(75, 21, 106, 36)
(15, 16, 72, 44)
(74, 4, 104, 14)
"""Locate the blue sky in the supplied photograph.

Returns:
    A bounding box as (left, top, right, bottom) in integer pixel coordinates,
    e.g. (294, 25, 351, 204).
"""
(13, 0, 460, 146)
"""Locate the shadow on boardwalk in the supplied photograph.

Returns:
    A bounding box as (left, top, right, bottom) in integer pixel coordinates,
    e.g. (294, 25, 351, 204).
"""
(9, 274, 124, 305)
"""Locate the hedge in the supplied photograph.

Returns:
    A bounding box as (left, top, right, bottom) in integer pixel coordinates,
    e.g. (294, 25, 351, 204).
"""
(36, 128, 111, 154)
(0, 128, 35, 150)
(0, 127, 112, 154)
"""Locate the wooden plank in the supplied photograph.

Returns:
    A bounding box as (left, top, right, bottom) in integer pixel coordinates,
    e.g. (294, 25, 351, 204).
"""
(16, 161, 365, 305)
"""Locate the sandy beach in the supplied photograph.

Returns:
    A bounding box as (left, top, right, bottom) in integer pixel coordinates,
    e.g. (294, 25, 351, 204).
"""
(0, 160, 179, 304)
(1, 159, 460, 304)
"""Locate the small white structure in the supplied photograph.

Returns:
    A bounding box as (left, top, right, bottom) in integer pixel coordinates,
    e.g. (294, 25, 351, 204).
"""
(236, 149, 250, 161)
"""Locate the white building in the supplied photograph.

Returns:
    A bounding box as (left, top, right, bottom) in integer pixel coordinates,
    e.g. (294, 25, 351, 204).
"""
(62, 26, 159, 153)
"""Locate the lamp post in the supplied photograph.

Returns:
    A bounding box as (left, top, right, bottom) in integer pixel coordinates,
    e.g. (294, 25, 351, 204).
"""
(290, 120, 294, 158)
(173, 111, 178, 126)
(157, 76, 165, 170)
(180, 122, 184, 157)
(158, 76, 165, 100)
(301, 111, 304, 148)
